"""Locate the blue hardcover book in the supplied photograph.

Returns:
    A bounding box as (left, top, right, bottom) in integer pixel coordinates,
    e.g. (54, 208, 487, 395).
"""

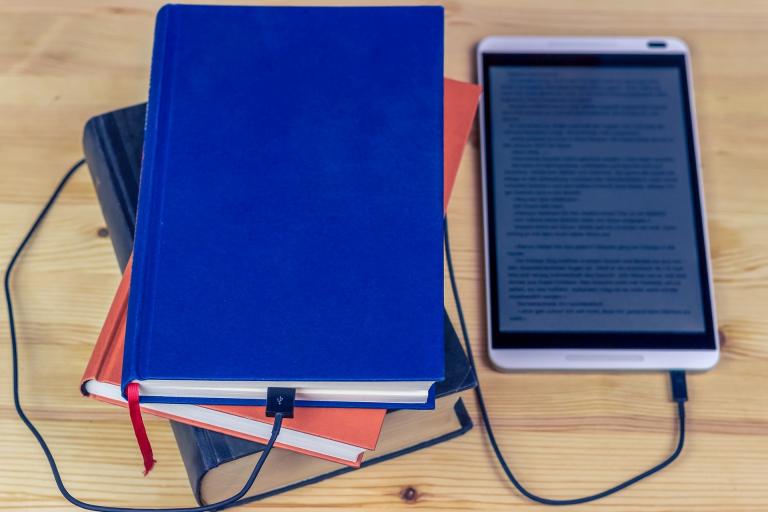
(124, 5, 445, 408)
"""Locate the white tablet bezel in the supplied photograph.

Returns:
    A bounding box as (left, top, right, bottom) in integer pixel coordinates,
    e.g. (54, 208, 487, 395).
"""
(476, 36, 719, 371)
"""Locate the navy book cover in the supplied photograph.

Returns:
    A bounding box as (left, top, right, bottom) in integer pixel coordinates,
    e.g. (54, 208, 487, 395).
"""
(123, 5, 445, 407)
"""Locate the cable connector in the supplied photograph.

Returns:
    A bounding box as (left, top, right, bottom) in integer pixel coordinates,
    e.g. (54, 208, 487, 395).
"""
(266, 387, 296, 418)
(669, 370, 688, 403)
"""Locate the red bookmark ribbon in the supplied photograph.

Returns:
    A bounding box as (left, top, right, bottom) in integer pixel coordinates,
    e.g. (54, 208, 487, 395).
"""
(126, 382, 156, 475)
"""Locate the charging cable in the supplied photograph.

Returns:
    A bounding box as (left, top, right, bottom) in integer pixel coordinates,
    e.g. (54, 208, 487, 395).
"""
(444, 218, 688, 505)
(4, 159, 690, 510)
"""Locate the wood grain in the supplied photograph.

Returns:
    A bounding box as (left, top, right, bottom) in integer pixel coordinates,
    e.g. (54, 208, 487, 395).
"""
(1, 1, 766, 510)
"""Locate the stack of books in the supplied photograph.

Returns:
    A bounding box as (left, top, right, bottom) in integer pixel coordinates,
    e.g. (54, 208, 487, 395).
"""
(81, 4, 480, 505)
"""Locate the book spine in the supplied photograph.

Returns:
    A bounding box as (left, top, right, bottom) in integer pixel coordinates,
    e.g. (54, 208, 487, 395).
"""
(121, 4, 174, 394)
(83, 117, 136, 272)
(172, 422, 215, 504)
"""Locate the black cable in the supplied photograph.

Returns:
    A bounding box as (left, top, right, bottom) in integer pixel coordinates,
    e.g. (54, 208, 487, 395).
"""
(2, 159, 690, 509)
(444, 218, 688, 506)
(4, 159, 283, 512)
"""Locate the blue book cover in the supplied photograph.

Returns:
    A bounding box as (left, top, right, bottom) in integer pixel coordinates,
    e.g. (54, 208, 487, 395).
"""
(123, 5, 445, 408)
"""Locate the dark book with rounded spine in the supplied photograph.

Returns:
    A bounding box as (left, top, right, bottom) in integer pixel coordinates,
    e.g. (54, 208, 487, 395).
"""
(83, 103, 475, 505)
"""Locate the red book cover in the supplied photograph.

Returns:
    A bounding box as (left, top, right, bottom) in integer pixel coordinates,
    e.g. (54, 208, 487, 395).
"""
(444, 78, 482, 211)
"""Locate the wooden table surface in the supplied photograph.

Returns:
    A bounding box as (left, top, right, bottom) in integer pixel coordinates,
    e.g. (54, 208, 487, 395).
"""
(1, 1, 767, 510)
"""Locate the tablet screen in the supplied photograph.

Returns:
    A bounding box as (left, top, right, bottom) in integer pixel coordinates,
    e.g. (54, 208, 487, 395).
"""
(482, 54, 716, 349)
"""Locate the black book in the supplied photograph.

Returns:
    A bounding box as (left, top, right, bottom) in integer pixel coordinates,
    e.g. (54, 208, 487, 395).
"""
(83, 103, 475, 505)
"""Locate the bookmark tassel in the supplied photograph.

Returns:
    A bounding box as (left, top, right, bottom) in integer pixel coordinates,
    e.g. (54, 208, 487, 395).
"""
(126, 382, 156, 475)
